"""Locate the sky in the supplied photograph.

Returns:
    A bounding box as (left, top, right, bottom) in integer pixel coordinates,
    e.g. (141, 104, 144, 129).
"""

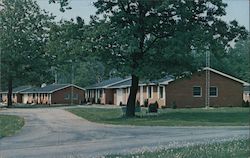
(36, 0, 249, 30)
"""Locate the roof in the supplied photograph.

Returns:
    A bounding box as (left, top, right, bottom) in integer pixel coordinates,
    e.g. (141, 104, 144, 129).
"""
(108, 76, 174, 89)
(0, 86, 32, 94)
(204, 67, 250, 86)
(85, 77, 131, 89)
(244, 86, 250, 92)
(21, 84, 84, 94)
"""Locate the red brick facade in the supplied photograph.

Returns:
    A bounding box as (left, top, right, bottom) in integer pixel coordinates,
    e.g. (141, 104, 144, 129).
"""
(51, 86, 85, 104)
(166, 71, 244, 108)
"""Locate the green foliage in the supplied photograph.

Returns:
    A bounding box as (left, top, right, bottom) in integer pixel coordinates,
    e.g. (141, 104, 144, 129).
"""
(90, 0, 247, 80)
(0, 0, 54, 88)
(242, 100, 250, 107)
(148, 102, 158, 113)
(172, 101, 177, 109)
(143, 99, 148, 107)
(46, 18, 110, 87)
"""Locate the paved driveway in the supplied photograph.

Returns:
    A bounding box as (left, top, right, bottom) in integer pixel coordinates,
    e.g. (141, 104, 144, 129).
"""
(0, 108, 248, 158)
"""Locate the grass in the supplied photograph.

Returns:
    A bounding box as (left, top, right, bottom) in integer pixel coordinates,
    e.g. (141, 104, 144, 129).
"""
(67, 107, 250, 126)
(0, 115, 25, 138)
(105, 139, 250, 158)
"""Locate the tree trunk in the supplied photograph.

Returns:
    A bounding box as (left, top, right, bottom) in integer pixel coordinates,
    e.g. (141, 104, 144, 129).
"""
(126, 74, 139, 117)
(7, 77, 13, 107)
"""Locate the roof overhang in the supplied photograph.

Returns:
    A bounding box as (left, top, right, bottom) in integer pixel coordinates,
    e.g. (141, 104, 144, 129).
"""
(204, 67, 250, 86)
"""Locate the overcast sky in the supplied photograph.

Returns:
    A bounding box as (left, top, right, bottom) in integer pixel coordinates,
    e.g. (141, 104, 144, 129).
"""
(36, 0, 249, 30)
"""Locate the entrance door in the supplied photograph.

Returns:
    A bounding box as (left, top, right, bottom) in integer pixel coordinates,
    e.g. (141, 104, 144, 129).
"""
(116, 89, 124, 105)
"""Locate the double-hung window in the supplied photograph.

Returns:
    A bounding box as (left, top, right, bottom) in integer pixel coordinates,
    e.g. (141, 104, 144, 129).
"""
(193, 86, 202, 97)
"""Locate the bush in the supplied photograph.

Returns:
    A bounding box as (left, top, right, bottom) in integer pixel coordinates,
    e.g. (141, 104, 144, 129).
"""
(143, 99, 148, 107)
(242, 100, 250, 107)
(97, 98, 101, 104)
(119, 101, 126, 106)
(148, 101, 158, 113)
(172, 101, 177, 109)
(135, 100, 141, 112)
(136, 100, 140, 107)
(161, 105, 167, 109)
(246, 101, 250, 107)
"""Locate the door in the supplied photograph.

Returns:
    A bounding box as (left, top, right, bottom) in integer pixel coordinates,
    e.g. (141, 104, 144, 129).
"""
(116, 89, 124, 105)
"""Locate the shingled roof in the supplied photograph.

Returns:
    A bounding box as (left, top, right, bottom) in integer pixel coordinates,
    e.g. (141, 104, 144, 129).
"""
(0, 86, 32, 93)
(108, 76, 174, 89)
(21, 84, 84, 94)
(85, 77, 130, 89)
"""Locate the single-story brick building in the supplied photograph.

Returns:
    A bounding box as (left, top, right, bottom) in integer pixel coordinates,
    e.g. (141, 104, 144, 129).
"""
(21, 84, 85, 105)
(85, 76, 173, 106)
(166, 67, 249, 108)
(85, 67, 249, 108)
(0, 86, 32, 103)
(0, 84, 85, 105)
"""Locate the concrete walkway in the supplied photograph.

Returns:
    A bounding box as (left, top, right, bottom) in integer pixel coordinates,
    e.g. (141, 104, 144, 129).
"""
(0, 108, 248, 158)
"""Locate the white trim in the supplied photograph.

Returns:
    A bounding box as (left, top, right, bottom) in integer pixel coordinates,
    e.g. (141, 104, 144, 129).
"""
(157, 86, 160, 99)
(140, 86, 143, 105)
(204, 67, 250, 86)
(159, 79, 174, 85)
(193, 86, 202, 97)
(86, 78, 132, 90)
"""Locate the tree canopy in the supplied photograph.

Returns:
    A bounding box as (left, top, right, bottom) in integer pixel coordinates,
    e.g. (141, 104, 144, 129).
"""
(52, 0, 248, 116)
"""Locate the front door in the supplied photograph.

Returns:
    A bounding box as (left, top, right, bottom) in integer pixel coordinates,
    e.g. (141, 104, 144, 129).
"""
(116, 89, 124, 105)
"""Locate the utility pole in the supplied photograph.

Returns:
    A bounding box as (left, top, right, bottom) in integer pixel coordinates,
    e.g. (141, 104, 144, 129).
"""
(71, 60, 74, 105)
(205, 51, 210, 108)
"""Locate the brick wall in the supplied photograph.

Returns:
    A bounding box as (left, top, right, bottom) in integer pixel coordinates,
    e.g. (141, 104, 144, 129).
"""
(51, 86, 85, 104)
(166, 71, 243, 108)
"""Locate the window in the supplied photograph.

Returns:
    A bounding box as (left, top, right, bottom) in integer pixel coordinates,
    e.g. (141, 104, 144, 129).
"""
(193, 86, 201, 97)
(210, 87, 218, 97)
(148, 86, 153, 98)
(159, 86, 164, 99)
(64, 94, 70, 100)
(73, 94, 79, 100)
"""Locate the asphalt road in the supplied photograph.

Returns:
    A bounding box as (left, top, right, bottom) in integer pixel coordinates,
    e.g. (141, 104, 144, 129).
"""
(0, 108, 248, 158)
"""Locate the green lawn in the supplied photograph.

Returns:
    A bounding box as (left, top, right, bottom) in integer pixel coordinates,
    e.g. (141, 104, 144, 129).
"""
(68, 107, 249, 126)
(0, 115, 24, 138)
(105, 139, 250, 158)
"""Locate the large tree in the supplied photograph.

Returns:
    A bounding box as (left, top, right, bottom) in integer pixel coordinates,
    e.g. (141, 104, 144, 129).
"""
(53, 0, 247, 117)
(0, 0, 54, 107)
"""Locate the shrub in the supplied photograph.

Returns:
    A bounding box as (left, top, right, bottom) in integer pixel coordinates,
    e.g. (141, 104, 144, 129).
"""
(136, 100, 140, 106)
(246, 101, 250, 107)
(243, 100, 250, 107)
(97, 98, 101, 104)
(148, 102, 158, 113)
(172, 101, 177, 109)
(143, 99, 148, 107)
(135, 100, 141, 112)
(155, 101, 159, 109)
(161, 105, 167, 109)
(119, 102, 126, 106)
